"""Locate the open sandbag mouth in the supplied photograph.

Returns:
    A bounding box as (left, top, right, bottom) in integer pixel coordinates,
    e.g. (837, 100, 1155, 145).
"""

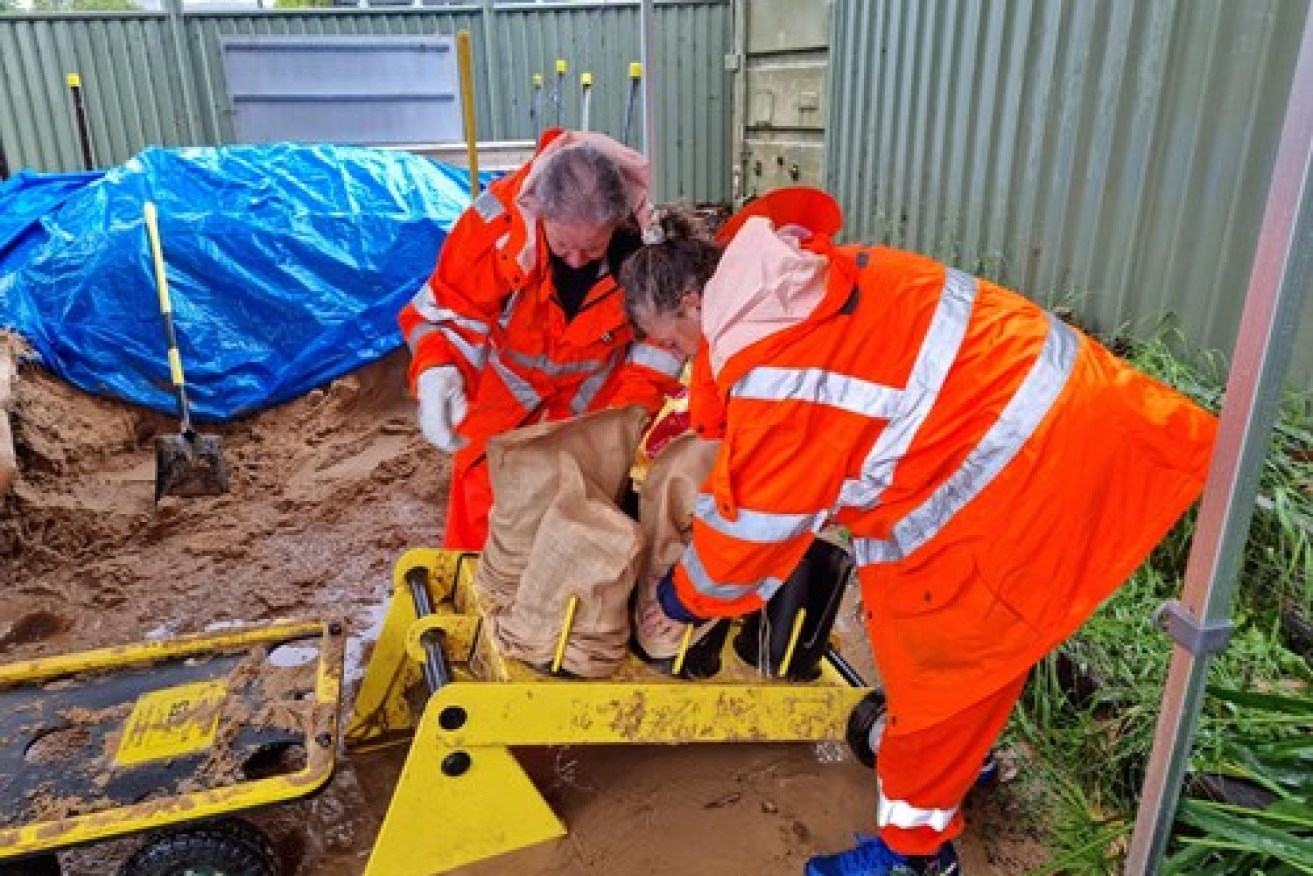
(478, 408, 648, 678)
(477, 420, 733, 680)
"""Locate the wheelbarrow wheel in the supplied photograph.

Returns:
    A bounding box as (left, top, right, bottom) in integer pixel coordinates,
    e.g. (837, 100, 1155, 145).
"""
(0, 854, 61, 876)
(120, 819, 277, 876)
(845, 688, 887, 770)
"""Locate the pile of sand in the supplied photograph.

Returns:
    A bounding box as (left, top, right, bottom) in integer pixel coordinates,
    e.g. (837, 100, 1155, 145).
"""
(0, 352, 443, 662)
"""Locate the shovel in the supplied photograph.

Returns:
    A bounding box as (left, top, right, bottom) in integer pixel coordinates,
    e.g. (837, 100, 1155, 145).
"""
(144, 201, 229, 501)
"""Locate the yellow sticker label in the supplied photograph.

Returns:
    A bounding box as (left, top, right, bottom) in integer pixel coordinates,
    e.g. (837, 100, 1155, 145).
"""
(115, 680, 227, 766)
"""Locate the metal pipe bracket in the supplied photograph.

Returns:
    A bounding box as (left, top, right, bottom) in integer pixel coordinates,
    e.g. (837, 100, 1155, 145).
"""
(1154, 599, 1235, 655)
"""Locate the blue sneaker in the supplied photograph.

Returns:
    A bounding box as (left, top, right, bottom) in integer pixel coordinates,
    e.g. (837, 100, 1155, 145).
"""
(804, 835, 959, 876)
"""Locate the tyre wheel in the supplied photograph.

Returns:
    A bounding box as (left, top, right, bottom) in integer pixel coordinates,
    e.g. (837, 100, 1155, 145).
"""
(845, 689, 888, 769)
(120, 819, 277, 876)
(0, 854, 61, 876)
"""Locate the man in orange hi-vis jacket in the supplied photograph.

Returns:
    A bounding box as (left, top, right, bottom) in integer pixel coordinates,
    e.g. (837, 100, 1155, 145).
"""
(619, 188, 1217, 876)
(398, 129, 684, 549)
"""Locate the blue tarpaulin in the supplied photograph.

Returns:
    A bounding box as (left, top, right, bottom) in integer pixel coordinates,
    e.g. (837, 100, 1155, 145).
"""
(0, 144, 495, 421)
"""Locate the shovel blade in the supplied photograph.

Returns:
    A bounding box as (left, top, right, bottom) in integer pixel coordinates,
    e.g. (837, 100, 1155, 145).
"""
(155, 432, 229, 500)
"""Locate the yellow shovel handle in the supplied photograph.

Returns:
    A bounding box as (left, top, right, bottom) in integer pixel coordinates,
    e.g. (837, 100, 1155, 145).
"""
(143, 202, 186, 389)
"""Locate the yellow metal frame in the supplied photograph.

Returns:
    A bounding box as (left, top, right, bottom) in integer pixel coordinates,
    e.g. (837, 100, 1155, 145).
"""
(0, 620, 344, 859)
(350, 550, 872, 876)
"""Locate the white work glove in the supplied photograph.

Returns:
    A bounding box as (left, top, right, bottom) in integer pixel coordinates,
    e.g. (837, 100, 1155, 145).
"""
(416, 366, 469, 452)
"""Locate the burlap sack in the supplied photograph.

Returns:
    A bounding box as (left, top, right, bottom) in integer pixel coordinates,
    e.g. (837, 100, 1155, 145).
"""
(478, 406, 647, 676)
(476, 406, 647, 610)
(491, 463, 643, 676)
(632, 434, 722, 659)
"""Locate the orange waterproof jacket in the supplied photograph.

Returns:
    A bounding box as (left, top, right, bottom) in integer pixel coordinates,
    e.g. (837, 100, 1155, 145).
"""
(397, 129, 684, 460)
(675, 188, 1217, 734)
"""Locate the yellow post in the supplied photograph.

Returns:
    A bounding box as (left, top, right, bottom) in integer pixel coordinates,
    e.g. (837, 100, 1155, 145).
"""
(554, 58, 568, 126)
(671, 623, 695, 676)
(622, 62, 644, 147)
(551, 595, 579, 674)
(579, 71, 594, 131)
(778, 609, 808, 678)
(456, 30, 480, 198)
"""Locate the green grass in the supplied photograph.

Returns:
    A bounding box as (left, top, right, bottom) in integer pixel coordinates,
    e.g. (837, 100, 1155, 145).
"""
(1162, 688, 1313, 873)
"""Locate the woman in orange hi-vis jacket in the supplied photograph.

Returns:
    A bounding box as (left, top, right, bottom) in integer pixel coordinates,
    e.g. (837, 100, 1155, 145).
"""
(619, 189, 1217, 876)
(398, 129, 685, 549)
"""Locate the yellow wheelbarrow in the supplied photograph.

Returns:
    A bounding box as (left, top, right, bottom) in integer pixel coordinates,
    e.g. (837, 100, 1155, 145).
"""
(0, 620, 344, 876)
(347, 547, 875, 875)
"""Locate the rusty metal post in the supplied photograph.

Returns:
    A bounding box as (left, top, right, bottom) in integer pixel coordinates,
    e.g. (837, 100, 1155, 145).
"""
(456, 30, 480, 198)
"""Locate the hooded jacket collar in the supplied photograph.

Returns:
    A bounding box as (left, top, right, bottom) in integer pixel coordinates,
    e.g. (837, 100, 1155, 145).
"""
(700, 217, 830, 378)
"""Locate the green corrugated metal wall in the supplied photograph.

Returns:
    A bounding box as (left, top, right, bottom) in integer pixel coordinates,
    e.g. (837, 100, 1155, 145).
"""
(827, 0, 1313, 387)
(0, 14, 186, 166)
(0, 0, 731, 203)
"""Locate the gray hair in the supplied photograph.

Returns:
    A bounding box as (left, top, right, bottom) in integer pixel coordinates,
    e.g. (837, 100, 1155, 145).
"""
(535, 144, 631, 228)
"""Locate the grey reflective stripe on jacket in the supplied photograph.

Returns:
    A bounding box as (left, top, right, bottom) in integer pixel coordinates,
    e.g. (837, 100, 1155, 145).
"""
(498, 290, 520, 330)
(472, 189, 505, 223)
(837, 268, 978, 510)
(506, 348, 611, 376)
(569, 351, 623, 415)
(404, 321, 438, 354)
(852, 315, 1078, 565)
(410, 287, 493, 337)
(489, 349, 543, 410)
(627, 343, 685, 378)
(694, 494, 820, 544)
(733, 366, 902, 419)
(681, 539, 786, 603)
(443, 326, 489, 372)
(404, 322, 488, 372)
(407, 285, 490, 371)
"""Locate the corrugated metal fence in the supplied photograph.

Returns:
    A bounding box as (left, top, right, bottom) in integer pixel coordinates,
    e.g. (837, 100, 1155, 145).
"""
(827, 0, 1313, 386)
(0, 0, 730, 203)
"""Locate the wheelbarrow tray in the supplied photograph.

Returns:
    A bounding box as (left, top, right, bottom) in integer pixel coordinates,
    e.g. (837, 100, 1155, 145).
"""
(0, 620, 344, 861)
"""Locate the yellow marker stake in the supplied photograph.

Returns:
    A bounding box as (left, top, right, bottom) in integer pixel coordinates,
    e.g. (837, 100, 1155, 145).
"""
(671, 623, 695, 676)
(580, 72, 594, 131)
(66, 72, 82, 88)
(778, 608, 808, 678)
(456, 30, 480, 198)
(533, 73, 543, 87)
(552, 59, 568, 127)
(622, 62, 644, 146)
(551, 595, 579, 674)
